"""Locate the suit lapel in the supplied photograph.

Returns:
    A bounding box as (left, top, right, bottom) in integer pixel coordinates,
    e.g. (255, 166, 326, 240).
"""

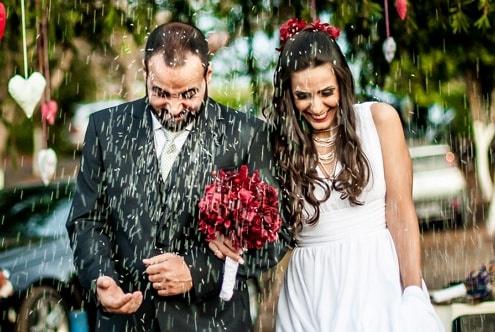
(129, 99, 163, 226)
(156, 99, 225, 249)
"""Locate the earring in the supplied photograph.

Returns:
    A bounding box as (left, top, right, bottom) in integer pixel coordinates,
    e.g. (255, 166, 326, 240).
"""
(336, 106, 343, 126)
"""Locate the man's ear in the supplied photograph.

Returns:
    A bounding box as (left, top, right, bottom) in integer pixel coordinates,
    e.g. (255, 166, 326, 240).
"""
(206, 63, 213, 85)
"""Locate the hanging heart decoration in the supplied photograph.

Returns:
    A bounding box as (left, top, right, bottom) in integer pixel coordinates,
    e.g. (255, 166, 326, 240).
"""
(0, 2, 6, 41)
(395, 0, 407, 20)
(382, 36, 397, 63)
(41, 100, 58, 125)
(37, 148, 57, 185)
(8, 72, 46, 118)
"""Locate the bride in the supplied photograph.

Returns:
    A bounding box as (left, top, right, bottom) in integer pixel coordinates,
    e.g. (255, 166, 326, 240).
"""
(211, 18, 444, 332)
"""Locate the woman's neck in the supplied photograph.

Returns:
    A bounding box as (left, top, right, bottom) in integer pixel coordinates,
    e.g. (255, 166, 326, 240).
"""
(312, 125, 338, 140)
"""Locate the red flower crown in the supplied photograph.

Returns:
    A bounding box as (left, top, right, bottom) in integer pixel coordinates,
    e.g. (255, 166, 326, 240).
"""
(278, 18, 341, 51)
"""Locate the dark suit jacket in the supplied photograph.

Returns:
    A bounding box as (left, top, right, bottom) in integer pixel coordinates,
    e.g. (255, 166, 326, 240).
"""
(66, 97, 288, 331)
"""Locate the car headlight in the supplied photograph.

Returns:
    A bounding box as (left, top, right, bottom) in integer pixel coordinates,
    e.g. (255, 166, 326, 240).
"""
(0, 268, 14, 298)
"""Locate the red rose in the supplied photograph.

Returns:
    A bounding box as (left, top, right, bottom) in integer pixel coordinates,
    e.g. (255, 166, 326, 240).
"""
(310, 20, 340, 40)
(238, 187, 253, 204)
(278, 18, 307, 50)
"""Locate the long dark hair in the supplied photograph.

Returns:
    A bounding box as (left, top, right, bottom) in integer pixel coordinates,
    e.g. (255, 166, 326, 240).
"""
(268, 28, 371, 233)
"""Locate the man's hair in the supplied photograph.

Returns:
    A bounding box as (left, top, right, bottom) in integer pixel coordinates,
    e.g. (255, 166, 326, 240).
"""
(144, 22, 209, 72)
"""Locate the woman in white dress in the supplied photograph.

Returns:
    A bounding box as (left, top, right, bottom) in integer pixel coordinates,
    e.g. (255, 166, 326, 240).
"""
(209, 19, 444, 331)
(267, 19, 443, 332)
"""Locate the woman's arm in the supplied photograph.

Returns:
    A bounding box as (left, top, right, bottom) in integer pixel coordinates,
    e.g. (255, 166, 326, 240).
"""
(371, 102, 422, 288)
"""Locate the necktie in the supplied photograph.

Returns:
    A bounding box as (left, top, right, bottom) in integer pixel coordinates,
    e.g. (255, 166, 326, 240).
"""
(160, 130, 179, 182)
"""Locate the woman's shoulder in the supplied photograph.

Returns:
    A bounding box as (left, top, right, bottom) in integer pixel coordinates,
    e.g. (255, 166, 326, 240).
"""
(369, 102, 402, 132)
(366, 102, 406, 152)
(354, 102, 401, 128)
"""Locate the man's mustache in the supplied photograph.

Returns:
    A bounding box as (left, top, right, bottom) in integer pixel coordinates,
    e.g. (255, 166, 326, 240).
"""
(158, 108, 189, 119)
(152, 106, 200, 131)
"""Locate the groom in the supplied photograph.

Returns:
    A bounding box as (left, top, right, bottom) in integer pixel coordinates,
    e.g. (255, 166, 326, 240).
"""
(67, 22, 286, 331)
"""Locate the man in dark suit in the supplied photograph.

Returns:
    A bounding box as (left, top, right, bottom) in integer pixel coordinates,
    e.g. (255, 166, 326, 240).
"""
(67, 22, 286, 331)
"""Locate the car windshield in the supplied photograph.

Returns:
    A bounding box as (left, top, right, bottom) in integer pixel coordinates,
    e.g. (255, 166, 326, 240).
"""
(0, 183, 74, 245)
(412, 154, 450, 172)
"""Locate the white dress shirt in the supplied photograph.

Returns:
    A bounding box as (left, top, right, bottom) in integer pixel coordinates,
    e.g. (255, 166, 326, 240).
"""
(150, 111, 193, 166)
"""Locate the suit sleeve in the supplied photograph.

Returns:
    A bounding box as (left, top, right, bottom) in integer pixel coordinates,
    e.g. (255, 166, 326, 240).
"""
(66, 115, 119, 291)
(183, 246, 225, 302)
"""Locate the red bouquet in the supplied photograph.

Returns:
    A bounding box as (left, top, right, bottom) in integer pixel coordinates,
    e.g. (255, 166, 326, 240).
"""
(198, 165, 281, 300)
(198, 165, 281, 249)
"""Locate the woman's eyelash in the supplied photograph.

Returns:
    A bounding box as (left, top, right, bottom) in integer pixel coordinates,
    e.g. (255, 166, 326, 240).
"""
(295, 93, 309, 99)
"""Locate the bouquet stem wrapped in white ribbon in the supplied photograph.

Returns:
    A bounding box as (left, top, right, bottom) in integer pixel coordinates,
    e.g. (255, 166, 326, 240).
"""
(219, 256, 239, 301)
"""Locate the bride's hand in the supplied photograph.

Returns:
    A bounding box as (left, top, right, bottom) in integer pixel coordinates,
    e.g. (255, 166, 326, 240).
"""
(208, 233, 245, 264)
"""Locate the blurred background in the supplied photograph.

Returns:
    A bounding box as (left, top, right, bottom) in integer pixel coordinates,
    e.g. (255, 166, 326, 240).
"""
(1, 0, 495, 331)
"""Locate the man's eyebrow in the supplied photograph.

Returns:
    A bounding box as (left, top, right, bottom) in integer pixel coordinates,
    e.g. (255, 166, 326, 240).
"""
(181, 87, 199, 94)
(151, 85, 167, 94)
(152, 86, 198, 95)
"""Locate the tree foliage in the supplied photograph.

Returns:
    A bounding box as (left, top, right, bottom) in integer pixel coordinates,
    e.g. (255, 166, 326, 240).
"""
(322, 0, 495, 128)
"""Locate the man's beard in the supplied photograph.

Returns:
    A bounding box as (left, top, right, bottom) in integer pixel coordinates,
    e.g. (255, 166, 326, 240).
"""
(152, 104, 203, 131)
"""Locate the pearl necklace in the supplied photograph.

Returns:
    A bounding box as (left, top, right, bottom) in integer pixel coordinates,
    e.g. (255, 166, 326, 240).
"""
(313, 133, 337, 148)
(313, 125, 338, 171)
(312, 125, 338, 147)
(318, 150, 336, 165)
(319, 160, 337, 180)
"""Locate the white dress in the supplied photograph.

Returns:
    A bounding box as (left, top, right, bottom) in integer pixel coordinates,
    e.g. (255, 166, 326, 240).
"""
(276, 103, 444, 332)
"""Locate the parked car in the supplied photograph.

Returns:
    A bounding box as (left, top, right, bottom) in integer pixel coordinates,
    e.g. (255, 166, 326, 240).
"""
(0, 182, 86, 332)
(69, 99, 124, 147)
(410, 144, 468, 224)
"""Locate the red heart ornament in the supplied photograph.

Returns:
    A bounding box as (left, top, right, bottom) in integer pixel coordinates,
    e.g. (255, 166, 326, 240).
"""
(0, 2, 6, 41)
(41, 100, 58, 125)
(395, 0, 407, 21)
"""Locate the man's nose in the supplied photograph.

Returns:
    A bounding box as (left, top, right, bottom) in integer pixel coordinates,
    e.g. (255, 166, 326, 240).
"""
(167, 99, 184, 115)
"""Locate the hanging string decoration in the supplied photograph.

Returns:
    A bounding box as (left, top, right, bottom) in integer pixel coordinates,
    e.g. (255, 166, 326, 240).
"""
(7, 0, 46, 118)
(37, 148, 57, 185)
(0, 2, 6, 41)
(41, 101, 57, 125)
(382, 0, 398, 63)
(8, 73, 46, 118)
(37, 0, 57, 127)
(395, 0, 408, 21)
(36, 0, 57, 185)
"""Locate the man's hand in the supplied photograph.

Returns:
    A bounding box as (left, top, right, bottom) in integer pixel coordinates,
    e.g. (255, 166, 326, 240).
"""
(208, 232, 245, 264)
(96, 276, 143, 314)
(143, 253, 193, 296)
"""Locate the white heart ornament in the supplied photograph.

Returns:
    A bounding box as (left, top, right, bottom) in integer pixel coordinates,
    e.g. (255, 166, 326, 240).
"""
(37, 148, 57, 185)
(8, 72, 47, 118)
(382, 36, 397, 63)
